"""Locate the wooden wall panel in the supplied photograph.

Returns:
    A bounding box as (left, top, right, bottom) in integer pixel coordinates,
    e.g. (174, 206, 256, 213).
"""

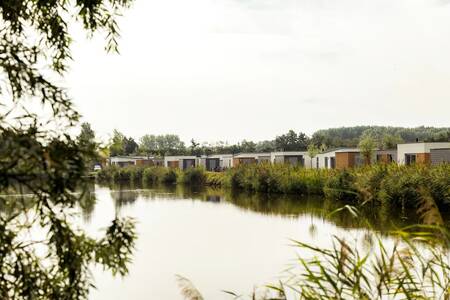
(416, 153, 431, 164)
(336, 152, 358, 169)
(167, 161, 179, 168)
(233, 158, 240, 167)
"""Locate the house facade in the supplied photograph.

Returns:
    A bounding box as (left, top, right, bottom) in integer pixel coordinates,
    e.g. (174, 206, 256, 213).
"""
(164, 156, 198, 169)
(397, 142, 450, 165)
(376, 150, 397, 164)
(232, 153, 271, 167)
(109, 156, 161, 167)
(109, 142, 450, 171)
(312, 148, 364, 169)
(198, 154, 233, 171)
(270, 151, 310, 167)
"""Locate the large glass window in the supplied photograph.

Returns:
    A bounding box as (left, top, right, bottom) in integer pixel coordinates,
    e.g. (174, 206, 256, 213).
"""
(405, 154, 416, 165)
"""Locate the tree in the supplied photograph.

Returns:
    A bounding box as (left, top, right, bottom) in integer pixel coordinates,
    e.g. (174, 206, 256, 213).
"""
(311, 126, 450, 148)
(110, 129, 126, 156)
(240, 140, 257, 153)
(359, 135, 377, 165)
(275, 130, 309, 151)
(123, 137, 138, 155)
(256, 140, 276, 152)
(0, 1, 136, 298)
(307, 144, 320, 168)
(77, 122, 99, 168)
(189, 139, 201, 156)
(140, 134, 158, 155)
(381, 134, 403, 150)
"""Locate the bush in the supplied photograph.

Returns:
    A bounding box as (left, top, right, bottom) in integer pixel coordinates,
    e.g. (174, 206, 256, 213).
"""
(143, 167, 166, 184)
(324, 170, 357, 202)
(180, 167, 206, 186)
(205, 172, 226, 186)
(162, 169, 178, 185)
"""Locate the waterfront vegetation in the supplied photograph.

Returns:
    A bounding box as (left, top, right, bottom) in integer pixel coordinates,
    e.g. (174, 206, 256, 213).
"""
(100, 175, 450, 299)
(97, 163, 450, 219)
(97, 163, 450, 299)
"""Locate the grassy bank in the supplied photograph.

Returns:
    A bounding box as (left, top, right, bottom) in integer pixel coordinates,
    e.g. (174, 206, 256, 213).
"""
(96, 163, 450, 211)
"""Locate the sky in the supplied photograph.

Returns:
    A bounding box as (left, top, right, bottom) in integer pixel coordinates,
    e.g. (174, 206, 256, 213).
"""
(66, 0, 450, 144)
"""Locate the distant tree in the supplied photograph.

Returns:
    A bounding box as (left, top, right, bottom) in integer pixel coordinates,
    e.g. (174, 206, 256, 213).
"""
(140, 134, 159, 155)
(256, 140, 276, 152)
(240, 140, 257, 153)
(359, 135, 377, 165)
(428, 130, 450, 142)
(381, 134, 403, 150)
(110, 129, 126, 156)
(312, 126, 450, 148)
(199, 142, 214, 156)
(320, 143, 328, 152)
(124, 137, 138, 155)
(159, 134, 185, 155)
(307, 144, 320, 168)
(77, 122, 99, 167)
(190, 139, 202, 156)
(275, 130, 309, 151)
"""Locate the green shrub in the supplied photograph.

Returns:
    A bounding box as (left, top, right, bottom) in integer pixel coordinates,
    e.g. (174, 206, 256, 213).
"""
(205, 172, 226, 186)
(180, 167, 206, 186)
(324, 170, 357, 201)
(162, 169, 178, 185)
(143, 167, 166, 184)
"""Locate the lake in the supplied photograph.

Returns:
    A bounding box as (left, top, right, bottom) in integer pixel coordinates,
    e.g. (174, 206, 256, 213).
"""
(84, 184, 418, 300)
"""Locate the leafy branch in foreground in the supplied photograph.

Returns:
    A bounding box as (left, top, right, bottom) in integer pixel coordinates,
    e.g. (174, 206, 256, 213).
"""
(0, 125, 137, 299)
(0, 0, 136, 299)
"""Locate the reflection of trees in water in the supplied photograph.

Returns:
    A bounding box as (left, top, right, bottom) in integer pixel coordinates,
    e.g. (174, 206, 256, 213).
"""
(99, 182, 439, 234)
(0, 181, 99, 223)
(79, 190, 96, 223)
(110, 188, 139, 211)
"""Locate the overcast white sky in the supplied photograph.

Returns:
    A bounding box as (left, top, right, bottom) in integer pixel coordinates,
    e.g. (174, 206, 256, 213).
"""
(66, 0, 450, 143)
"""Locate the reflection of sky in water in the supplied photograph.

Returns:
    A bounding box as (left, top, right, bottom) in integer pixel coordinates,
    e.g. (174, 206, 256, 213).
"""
(84, 185, 400, 300)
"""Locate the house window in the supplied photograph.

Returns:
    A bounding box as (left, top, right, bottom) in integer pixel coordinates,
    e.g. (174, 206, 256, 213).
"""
(316, 157, 319, 168)
(405, 154, 416, 165)
(325, 157, 329, 168)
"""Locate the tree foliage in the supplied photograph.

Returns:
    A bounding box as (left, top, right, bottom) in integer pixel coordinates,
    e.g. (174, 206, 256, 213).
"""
(0, 0, 136, 299)
(77, 122, 99, 168)
(359, 134, 376, 165)
(275, 130, 309, 151)
(139, 134, 186, 156)
(311, 126, 450, 148)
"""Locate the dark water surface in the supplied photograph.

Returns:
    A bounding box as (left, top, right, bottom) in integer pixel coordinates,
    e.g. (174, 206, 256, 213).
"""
(83, 184, 419, 300)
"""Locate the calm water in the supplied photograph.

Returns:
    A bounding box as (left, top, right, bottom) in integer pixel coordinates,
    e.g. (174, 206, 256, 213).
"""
(82, 184, 417, 300)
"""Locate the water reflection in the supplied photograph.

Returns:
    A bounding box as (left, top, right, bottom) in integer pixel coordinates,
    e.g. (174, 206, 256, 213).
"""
(96, 183, 423, 234)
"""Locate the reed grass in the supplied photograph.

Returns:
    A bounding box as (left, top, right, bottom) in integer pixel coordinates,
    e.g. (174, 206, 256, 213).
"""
(97, 163, 450, 210)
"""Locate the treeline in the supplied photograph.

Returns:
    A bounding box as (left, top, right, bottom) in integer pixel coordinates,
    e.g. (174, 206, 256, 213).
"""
(103, 126, 450, 157)
(311, 125, 450, 148)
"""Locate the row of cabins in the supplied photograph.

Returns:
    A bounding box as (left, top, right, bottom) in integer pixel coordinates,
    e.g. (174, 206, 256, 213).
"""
(108, 142, 450, 171)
